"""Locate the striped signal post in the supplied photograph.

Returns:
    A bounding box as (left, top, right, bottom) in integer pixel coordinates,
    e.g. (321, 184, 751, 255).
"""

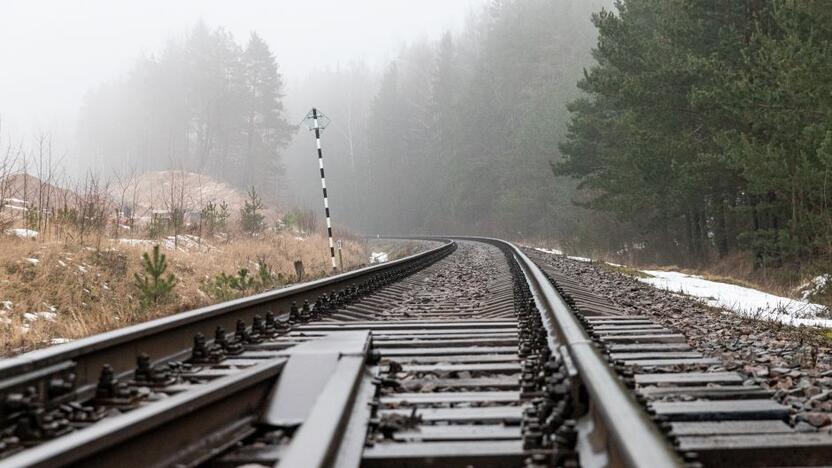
(303, 108, 337, 271)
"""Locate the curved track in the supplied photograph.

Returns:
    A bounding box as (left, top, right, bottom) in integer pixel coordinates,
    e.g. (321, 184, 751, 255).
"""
(1, 238, 831, 467)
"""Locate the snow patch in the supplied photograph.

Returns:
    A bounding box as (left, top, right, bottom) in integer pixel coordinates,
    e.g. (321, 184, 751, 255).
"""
(797, 274, 831, 302)
(533, 247, 591, 263)
(7, 228, 38, 239)
(117, 235, 213, 252)
(23, 311, 57, 322)
(50, 338, 72, 345)
(639, 270, 832, 327)
(370, 252, 389, 264)
(117, 238, 155, 247)
(567, 256, 592, 263)
(25, 257, 39, 265)
(535, 247, 563, 255)
(162, 235, 205, 252)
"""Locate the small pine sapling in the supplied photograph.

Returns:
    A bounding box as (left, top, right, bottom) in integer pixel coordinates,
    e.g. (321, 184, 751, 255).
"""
(201, 267, 258, 300)
(256, 257, 275, 288)
(134, 245, 176, 306)
(241, 187, 265, 234)
(232, 268, 255, 290)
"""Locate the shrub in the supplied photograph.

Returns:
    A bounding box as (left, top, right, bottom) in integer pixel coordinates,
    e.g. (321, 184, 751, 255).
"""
(256, 257, 274, 287)
(201, 200, 230, 237)
(201, 257, 287, 301)
(202, 268, 255, 300)
(147, 215, 166, 239)
(280, 212, 297, 231)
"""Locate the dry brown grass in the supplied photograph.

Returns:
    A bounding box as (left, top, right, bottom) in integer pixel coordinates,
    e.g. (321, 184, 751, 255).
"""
(367, 239, 436, 259)
(597, 262, 653, 279)
(0, 232, 367, 355)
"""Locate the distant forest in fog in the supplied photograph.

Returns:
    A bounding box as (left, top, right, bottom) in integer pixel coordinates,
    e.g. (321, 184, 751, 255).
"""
(79, 22, 292, 200)
(75, 0, 832, 271)
(283, 0, 607, 243)
(79, 0, 606, 244)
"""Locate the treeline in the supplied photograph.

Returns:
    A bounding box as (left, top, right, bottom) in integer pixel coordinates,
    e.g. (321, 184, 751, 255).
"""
(79, 23, 291, 200)
(557, 0, 832, 268)
(74, 0, 832, 272)
(283, 0, 606, 241)
(362, 0, 605, 237)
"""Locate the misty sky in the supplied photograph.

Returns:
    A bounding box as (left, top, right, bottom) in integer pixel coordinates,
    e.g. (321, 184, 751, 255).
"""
(0, 0, 485, 140)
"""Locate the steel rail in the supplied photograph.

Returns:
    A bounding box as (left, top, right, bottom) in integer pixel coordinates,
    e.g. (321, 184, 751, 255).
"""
(278, 237, 527, 468)
(0, 236, 683, 467)
(456, 236, 682, 468)
(276, 355, 366, 468)
(0, 358, 286, 468)
(0, 239, 454, 401)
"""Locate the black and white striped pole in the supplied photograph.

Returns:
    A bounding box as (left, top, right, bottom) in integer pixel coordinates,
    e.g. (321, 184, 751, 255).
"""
(303, 108, 337, 271)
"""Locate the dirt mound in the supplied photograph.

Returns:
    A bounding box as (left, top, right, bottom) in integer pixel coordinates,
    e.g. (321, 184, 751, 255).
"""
(125, 171, 246, 211)
(1, 173, 84, 211)
(115, 171, 279, 219)
(0, 171, 279, 228)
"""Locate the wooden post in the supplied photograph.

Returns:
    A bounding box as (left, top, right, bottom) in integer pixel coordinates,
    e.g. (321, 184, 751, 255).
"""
(294, 260, 305, 282)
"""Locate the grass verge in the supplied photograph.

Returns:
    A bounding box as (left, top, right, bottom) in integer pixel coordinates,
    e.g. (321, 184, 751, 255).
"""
(0, 232, 367, 355)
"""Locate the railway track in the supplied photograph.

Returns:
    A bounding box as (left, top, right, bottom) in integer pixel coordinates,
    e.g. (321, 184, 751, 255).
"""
(0, 237, 830, 467)
(523, 248, 832, 467)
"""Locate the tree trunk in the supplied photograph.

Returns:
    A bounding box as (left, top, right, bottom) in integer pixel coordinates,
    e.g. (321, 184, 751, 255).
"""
(684, 211, 694, 261)
(692, 209, 704, 266)
(717, 196, 729, 258)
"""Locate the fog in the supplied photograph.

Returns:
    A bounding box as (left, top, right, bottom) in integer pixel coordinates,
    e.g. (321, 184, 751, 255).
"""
(1, 0, 483, 137)
(0, 0, 610, 242)
(0, 0, 824, 286)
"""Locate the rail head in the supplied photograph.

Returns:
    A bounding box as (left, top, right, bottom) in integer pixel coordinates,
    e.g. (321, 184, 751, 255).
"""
(0, 237, 682, 467)
(446, 236, 682, 468)
(0, 239, 454, 385)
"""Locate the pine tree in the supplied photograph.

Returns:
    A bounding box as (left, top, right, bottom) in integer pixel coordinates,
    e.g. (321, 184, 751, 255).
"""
(366, 64, 408, 231)
(241, 33, 291, 198)
(133, 245, 176, 307)
(78, 23, 291, 200)
(240, 186, 265, 234)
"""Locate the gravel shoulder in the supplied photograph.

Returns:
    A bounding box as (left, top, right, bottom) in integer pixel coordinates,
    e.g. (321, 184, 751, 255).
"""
(525, 248, 832, 430)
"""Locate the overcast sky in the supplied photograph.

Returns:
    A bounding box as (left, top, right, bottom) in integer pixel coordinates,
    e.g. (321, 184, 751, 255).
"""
(0, 0, 485, 140)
